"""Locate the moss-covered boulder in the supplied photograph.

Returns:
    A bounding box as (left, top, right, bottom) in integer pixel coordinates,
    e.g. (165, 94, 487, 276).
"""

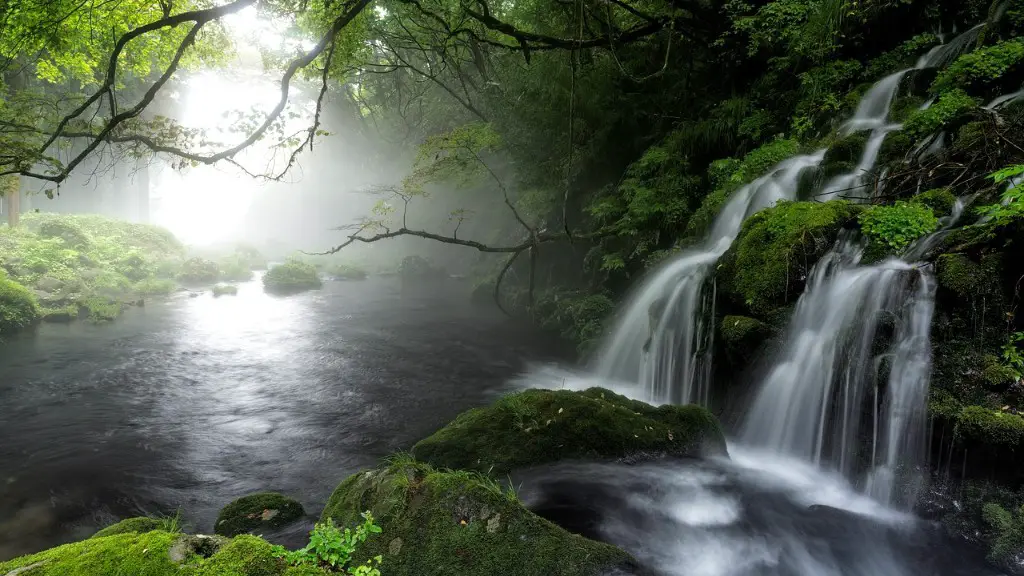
(320, 460, 642, 576)
(718, 200, 862, 316)
(91, 517, 166, 539)
(822, 132, 868, 175)
(411, 388, 726, 475)
(719, 315, 772, 365)
(177, 258, 220, 284)
(327, 263, 368, 281)
(215, 492, 305, 537)
(0, 531, 319, 576)
(0, 274, 40, 334)
(37, 218, 92, 249)
(913, 188, 957, 215)
(212, 284, 238, 297)
(262, 261, 321, 294)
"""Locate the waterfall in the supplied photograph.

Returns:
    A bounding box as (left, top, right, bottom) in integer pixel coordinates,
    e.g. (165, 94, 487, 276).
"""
(843, 71, 910, 134)
(820, 123, 903, 200)
(593, 152, 825, 405)
(740, 235, 935, 506)
(915, 24, 985, 70)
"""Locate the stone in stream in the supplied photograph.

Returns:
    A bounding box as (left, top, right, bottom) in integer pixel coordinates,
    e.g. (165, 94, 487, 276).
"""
(321, 459, 650, 576)
(411, 387, 727, 475)
(214, 492, 305, 537)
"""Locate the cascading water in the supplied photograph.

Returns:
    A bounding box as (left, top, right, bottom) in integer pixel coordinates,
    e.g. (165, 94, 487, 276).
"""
(592, 151, 825, 406)
(739, 234, 936, 507)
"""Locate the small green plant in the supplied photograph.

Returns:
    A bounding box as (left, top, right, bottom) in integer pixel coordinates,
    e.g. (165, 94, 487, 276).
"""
(978, 165, 1024, 226)
(272, 512, 383, 574)
(859, 201, 938, 254)
(1002, 332, 1024, 382)
(983, 502, 1024, 565)
(932, 39, 1024, 94)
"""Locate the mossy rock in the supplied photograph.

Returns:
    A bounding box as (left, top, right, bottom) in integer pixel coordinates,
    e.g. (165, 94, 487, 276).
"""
(320, 460, 643, 576)
(40, 305, 78, 323)
(215, 492, 305, 537)
(262, 261, 321, 294)
(937, 253, 1004, 299)
(877, 131, 915, 165)
(212, 284, 238, 297)
(913, 188, 957, 215)
(0, 275, 40, 334)
(0, 531, 319, 576)
(957, 406, 1024, 449)
(718, 200, 863, 316)
(822, 131, 869, 167)
(177, 258, 220, 284)
(719, 315, 771, 365)
(411, 388, 727, 475)
(37, 219, 92, 249)
(91, 517, 166, 539)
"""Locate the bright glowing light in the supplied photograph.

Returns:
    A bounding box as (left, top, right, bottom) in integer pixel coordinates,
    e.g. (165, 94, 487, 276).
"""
(150, 8, 316, 246)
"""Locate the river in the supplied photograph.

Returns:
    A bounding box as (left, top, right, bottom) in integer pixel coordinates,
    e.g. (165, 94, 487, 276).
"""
(0, 274, 560, 560)
(0, 274, 1002, 575)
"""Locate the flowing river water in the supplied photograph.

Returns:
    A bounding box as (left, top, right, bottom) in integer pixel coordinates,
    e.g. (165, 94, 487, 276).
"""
(0, 274, 561, 560)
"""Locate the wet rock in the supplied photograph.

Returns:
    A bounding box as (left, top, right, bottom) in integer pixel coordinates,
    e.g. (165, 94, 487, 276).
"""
(168, 535, 229, 563)
(214, 492, 304, 537)
(412, 387, 727, 475)
(321, 460, 644, 576)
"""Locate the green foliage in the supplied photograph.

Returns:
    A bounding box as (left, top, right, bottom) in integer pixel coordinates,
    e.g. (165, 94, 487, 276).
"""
(81, 296, 122, 322)
(135, 278, 177, 296)
(215, 492, 305, 537)
(956, 406, 1024, 447)
(319, 459, 640, 576)
(903, 89, 978, 141)
(178, 258, 220, 284)
(411, 387, 727, 475)
(0, 530, 320, 576)
(404, 123, 502, 193)
(721, 200, 862, 315)
(218, 256, 254, 282)
(272, 514, 382, 575)
(983, 502, 1024, 565)
(936, 252, 1004, 299)
(532, 290, 614, 352)
(328, 263, 368, 280)
(38, 218, 92, 248)
(912, 188, 957, 215)
(794, 59, 863, 134)
(0, 273, 40, 334)
(263, 261, 322, 294)
(397, 255, 444, 279)
(212, 284, 238, 297)
(932, 39, 1024, 94)
(978, 165, 1024, 226)
(864, 33, 941, 79)
(859, 201, 938, 254)
(1002, 332, 1024, 382)
(92, 514, 181, 539)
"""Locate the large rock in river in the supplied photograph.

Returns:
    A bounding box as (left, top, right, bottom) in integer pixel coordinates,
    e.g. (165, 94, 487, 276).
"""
(214, 492, 305, 537)
(412, 387, 727, 475)
(0, 531, 320, 576)
(321, 459, 645, 576)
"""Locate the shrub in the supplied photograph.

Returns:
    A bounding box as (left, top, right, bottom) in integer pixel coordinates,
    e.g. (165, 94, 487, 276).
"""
(912, 188, 957, 215)
(903, 89, 978, 141)
(80, 297, 121, 321)
(37, 218, 92, 248)
(218, 256, 253, 282)
(328, 263, 368, 280)
(272, 514, 382, 574)
(0, 274, 40, 333)
(177, 257, 220, 284)
(533, 290, 614, 353)
(212, 284, 238, 297)
(932, 39, 1024, 94)
(134, 278, 177, 296)
(263, 260, 322, 294)
(859, 201, 939, 255)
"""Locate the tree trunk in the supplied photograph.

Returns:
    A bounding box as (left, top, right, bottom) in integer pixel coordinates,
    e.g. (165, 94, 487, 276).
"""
(2, 175, 19, 228)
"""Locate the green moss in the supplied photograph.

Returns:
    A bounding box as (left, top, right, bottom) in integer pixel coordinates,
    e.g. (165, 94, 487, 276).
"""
(40, 304, 78, 323)
(0, 274, 40, 334)
(685, 187, 730, 238)
(532, 290, 614, 353)
(411, 388, 726, 475)
(0, 531, 310, 576)
(877, 131, 915, 165)
(215, 492, 305, 537)
(823, 132, 868, 166)
(859, 201, 938, 257)
(912, 188, 957, 215)
(327, 263, 368, 280)
(178, 258, 220, 284)
(37, 218, 92, 249)
(953, 120, 988, 154)
(212, 284, 238, 297)
(983, 354, 1019, 388)
(81, 296, 122, 322)
(320, 460, 639, 576)
(932, 39, 1024, 95)
(983, 502, 1024, 565)
(262, 261, 321, 294)
(937, 253, 1003, 299)
(91, 517, 168, 539)
(864, 33, 940, 79)
(135, 278, 177, 296)
(957, 406, 1024, 448)
(929, 388, 964, 421)
(719, 315, 771, 364)
(903, 89, 979, 141)
(218, 256, 254, 282)
(719, 200, 863, 316)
